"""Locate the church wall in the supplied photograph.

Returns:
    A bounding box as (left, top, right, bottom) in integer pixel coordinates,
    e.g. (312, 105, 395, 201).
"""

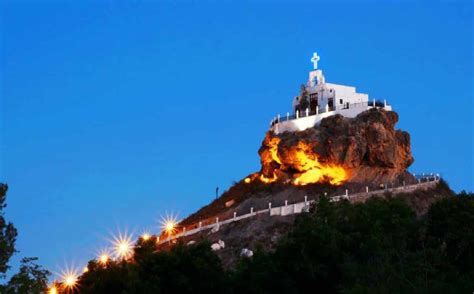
(325, 83, 356, 93)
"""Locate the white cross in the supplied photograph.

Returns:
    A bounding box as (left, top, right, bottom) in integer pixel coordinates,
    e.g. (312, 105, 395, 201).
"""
(311, 52, 320, 70)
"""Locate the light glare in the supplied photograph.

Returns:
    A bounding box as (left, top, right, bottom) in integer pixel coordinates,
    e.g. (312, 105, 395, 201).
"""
(160, 214, 179, 236)
(61, 271, 78, 290)
(48, 285, 58, 294)
(112, 232, 134, 260)
(58, 265, 79, 291)
(98, 253, 109, 265)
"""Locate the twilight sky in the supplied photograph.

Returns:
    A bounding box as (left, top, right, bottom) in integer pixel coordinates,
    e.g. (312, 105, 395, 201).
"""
(1, 1, 472, 280)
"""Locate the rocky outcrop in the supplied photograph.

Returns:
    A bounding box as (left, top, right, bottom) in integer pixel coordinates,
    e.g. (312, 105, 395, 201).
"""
(258, 108, 415, 185)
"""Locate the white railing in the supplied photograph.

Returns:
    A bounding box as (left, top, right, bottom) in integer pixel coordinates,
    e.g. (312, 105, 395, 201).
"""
(271, 100, 390, 127)
(157, 174, 439, 245)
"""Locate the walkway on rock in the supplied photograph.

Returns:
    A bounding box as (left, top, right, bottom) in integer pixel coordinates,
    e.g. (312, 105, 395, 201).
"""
(158, 175, 440, 245)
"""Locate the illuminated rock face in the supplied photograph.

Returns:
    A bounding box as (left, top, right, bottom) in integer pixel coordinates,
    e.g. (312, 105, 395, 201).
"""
(259, 108, 414, 185)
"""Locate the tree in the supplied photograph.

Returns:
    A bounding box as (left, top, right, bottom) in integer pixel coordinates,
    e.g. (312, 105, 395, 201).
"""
(0, 184, 50, 293)
(0, 184, 17, 278)
(79, 240, 226, 293)
(230, 195, 474, 293)
(4, 257, 50, 294)
(74, 191, 474, 293)
(298, 84, 309, 113)
(425, 192, 474, 276)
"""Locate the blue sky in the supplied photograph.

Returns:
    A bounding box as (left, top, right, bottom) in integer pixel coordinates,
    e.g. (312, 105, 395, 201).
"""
(1, 1, 472, 280)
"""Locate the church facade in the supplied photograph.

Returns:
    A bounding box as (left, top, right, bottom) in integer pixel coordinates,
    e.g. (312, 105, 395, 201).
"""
(270, 52, 392, 134)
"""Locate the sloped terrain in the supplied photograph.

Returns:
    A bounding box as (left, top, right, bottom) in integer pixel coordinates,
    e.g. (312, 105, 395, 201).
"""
(176, 180, 454, 268)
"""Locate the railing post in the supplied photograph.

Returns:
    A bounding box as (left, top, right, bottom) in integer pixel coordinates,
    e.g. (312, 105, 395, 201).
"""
(199, 221, 202, 231)
(384, 99, 387, 107)
(326, 104, 329, 112)
(286, 112, 289, 120)
(296, 110, 299, 119)
(306, 108, 309, 117)
(366, 186, 369, 193)
(373, 99, 376, 107)
(233, 212, 237, 220)
(316, 106, 319, 115)
(215, 217, 219, 224)
(345, 189, 349, 198)
(277, 114, 280, 123)
(304, 195, 308, 205)
(269, 202, 272, 215)
(250, 207, 254, 215)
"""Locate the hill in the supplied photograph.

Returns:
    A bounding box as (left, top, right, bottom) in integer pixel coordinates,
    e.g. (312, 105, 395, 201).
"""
(75, 189, 473, 294)
(182, 108, 416, 227)
(59, 108, 471, 293)
(165, 108, 452, 268)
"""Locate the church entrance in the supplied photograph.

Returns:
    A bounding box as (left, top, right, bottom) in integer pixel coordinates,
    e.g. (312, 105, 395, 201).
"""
(310, 98, 318, 114)
(309, 93, 318, 114)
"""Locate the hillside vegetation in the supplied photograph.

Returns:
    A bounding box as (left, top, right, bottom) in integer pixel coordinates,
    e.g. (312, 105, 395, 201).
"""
(74, 189, 473, 294)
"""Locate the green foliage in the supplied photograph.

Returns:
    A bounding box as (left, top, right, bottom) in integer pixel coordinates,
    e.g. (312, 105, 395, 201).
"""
(76, 192, 474, 294)
(4, 257, 50, 294)
(0, 184, 17, 278)
(425, 192, 474, 274)
(298, 84, 309, 112)
(79, 259, 138, 294)
(229, 194, 474, 293)
(0, 184, 50, 293)
(79, 241, 226, 293)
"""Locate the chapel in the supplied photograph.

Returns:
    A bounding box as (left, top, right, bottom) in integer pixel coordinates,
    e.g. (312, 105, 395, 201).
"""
(271, 52, 391, 134)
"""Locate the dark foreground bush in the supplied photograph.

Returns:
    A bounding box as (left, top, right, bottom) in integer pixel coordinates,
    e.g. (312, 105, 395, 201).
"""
(75, 192, 474, 294)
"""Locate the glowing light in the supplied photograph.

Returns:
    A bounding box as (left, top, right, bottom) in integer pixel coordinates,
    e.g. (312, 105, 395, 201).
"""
(259, 138, 348, 186)
(112, 232, 134, 260)
(60, 269, 79, 290)
(165, 222, 175, 233)
(244, 173, 259, 184)
(268, 137, 282, 164)
(48, 285, 58, 294)
(260, 173, 277, 183)
(290, 142, 347, 186)
(98, 252, 110, 265)
(160, 214, 179, 236)
(64, 274, 76, 287)
(83, 266, 89, 273)
(57, 265, 79, 292)
(141, 232, 151, 241)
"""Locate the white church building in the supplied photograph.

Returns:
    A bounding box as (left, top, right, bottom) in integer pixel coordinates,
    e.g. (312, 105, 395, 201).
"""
(270, 52, 392, 134)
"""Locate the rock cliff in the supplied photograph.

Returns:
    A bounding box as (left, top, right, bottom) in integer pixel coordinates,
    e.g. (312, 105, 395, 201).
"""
(258, 108, 415, 185)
